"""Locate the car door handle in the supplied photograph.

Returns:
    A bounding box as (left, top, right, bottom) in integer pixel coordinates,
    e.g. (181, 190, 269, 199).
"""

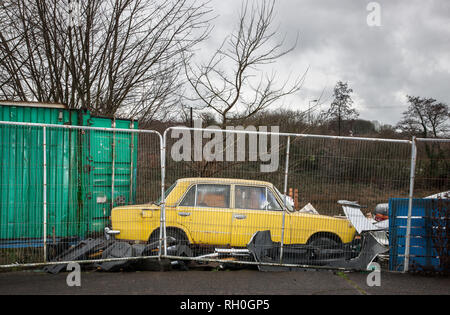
(178, 212, 191, 217)
(234, 214, 247, 220)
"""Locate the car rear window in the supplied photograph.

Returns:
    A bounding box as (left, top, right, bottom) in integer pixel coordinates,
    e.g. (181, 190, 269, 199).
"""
(235, 185, 282, 210)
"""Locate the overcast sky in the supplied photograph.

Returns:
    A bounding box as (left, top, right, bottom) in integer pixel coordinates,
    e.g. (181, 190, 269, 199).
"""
(195, 0, 450, 125)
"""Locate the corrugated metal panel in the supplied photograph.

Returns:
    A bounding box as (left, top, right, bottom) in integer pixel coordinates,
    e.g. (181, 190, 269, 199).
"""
(0, 104, 80, 241)
(45, 125, 82, 239)
(0, 103, 138, 243)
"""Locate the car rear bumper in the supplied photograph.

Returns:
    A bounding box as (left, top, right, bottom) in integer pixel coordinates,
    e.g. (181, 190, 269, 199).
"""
(104, 227, 120, 240)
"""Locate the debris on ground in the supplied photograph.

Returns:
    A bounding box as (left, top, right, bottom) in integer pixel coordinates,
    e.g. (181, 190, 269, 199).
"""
(45, 200, 392, 274)
(246, 230, 387, 272)
(44, 238, 112, 274)
(44, 239, 171, 274)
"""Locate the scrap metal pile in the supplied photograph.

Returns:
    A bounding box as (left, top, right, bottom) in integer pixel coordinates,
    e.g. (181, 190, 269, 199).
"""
(45, 201, 390, 274)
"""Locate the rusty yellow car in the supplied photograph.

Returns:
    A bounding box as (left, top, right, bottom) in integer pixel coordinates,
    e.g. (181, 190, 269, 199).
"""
(106, 178, 356, 250)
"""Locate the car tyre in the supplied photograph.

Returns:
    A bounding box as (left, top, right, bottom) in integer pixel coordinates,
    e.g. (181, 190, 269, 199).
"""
(307, 236, 342, 261)
(166, 229, 189, 247)
(148, 228, 189, 246)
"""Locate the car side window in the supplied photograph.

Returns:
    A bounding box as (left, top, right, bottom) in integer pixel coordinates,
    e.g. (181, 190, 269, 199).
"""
(180, 184, 230, 208)
(235, 186, 266, 210)
(235, 186, 282, 211)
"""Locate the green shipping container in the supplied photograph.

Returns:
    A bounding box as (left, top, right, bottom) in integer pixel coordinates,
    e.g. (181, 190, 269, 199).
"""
(0, 101, 138, 244)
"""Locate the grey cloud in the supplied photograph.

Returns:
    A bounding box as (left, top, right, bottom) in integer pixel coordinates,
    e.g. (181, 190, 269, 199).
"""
(199, 0, 450, 125)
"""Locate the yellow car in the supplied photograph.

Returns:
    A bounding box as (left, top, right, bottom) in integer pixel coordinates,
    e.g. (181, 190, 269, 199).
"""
(107, 178, 356, 249)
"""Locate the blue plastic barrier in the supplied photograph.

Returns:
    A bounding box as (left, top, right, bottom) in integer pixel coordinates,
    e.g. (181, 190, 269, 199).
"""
(389, 198, 449, 272)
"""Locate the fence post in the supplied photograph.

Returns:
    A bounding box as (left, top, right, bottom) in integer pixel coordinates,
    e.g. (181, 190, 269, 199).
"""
(43, 126, 47, 263)
(111, 120, 116, 209)
(280, 136, 291, 263)
(129, 130, 134, 203)
(404, 136, 417, 272)
(159, 131, 167, 258)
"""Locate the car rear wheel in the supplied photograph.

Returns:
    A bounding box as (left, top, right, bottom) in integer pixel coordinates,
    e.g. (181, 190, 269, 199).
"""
(307, 236, 343, 261)
(165, 228, 189, 247)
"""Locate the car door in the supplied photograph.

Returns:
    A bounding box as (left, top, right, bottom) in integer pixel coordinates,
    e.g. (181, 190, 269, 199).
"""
(176, 183, 233, 246)
(230, 185, 286, 247)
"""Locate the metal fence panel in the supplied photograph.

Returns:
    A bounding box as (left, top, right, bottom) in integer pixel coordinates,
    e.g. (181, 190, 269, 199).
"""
(160, 127, 289, 265)
(283, 136, 412, 266)
(161, 126, 414, 270)
(287, 136, 412, 215)
(402, 138, 450, 272)
(413, 139, 449, 198)
(0, 122, 161, 268)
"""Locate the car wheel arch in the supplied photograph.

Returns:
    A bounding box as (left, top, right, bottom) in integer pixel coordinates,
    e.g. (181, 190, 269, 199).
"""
(148, 226, 192, 244)
(306, 232, 343, 245)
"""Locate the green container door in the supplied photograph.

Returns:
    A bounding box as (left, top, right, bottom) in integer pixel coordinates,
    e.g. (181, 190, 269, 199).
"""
(80, 115, 138, 235)
(0, 103, 138, 241)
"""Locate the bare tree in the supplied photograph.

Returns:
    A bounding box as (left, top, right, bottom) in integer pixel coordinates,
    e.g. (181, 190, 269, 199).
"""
(397, 95, 449, 138)
(397, 96, 450, 180)
(0, 0, 211, 122)
(184, 0, 305, 126)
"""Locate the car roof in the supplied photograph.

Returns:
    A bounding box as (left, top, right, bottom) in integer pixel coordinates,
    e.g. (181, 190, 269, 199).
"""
(177, 177, 274, 187)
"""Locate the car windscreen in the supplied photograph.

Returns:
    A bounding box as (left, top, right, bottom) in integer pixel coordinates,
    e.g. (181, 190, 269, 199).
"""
(274, 186, 293, 211)
(155, 182, 176, 204)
